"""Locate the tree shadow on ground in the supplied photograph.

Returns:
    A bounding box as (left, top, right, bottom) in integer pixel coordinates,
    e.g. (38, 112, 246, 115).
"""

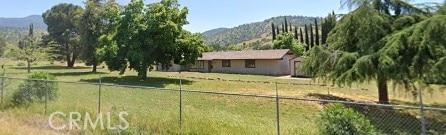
(307, 93, 446, 134)
(80, 75, 194, 88)
(50, 71, 107, 77)
(13, 65, 91, 70)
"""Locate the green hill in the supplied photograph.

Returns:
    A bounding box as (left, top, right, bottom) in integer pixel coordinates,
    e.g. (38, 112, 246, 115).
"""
(0, 27, 47, 44)
(0, 15, 47, 29)
(202, 15, 320, 50)
(0, 15, 47, 44)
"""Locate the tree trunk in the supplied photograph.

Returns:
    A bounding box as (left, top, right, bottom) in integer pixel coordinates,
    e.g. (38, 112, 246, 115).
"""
(27, 60, 31, 73)
(377, 75, 389, 104)
(92, 63, 97, 73)
(67, 60, 75, 68)
(140, 61, 148, 80)
(67, 54, 73, 68)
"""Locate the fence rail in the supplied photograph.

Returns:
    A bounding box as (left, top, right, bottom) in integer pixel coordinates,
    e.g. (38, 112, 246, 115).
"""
(0, 74, 445, 134)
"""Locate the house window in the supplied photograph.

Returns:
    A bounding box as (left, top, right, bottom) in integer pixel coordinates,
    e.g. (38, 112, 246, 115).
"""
(245, 60, 255, 68)
(222, 60, 231, 67)
(190, 60, 204, 69)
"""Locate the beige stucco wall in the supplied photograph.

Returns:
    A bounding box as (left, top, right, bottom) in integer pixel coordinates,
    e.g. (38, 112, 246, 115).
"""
(157, 56, 295, 76)
(211, 58, 291, 76)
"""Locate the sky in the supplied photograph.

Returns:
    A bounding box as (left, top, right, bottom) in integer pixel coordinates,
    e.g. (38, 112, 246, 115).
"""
(0, 0, 444, 32)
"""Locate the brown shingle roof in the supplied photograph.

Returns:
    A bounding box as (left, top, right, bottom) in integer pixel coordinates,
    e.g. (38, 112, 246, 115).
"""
(198, 49, 292, 60)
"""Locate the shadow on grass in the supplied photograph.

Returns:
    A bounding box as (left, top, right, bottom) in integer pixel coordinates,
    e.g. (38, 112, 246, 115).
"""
(308, 93, 446, 134)
(306, 93, 355, 102)
(12, 65, 91, 70)
(81, 75, 194, 88)
(50, 71, 107, 77)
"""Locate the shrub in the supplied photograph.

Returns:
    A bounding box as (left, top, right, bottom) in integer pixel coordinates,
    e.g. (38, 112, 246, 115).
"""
(320, 103, 377, 135)
(12, 71, 58, 105)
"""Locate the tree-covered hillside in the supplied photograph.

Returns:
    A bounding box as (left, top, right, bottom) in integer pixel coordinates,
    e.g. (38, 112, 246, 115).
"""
(202, 15, 320, 48)
(0, 27, 47, 44)
(0, 15, 47, 44)
(0, 15, 47, 28)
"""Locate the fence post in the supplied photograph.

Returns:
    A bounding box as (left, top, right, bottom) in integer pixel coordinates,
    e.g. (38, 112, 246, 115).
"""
(179, 72, 183, 129)
(98, 75, 102, 114)
(419, 88, 427, 135)
(1, 69, 5, 104)
(44, 75, 48, 115)
(275, 82, 280, 135)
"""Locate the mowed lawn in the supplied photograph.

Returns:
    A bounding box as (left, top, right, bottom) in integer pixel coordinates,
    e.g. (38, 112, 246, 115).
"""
(0, 60, 445, 134)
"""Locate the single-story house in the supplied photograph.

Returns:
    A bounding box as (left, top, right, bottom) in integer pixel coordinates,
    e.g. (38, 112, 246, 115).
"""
(157, 49, 305, 76)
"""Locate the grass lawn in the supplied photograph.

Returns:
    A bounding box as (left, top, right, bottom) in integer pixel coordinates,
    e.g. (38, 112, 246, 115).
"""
(0, 60, 445, 134)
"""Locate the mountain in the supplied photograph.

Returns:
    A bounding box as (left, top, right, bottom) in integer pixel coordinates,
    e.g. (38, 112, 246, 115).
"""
(0, 15, 47, 44)
(202, 28, 229, 38)
(202, 15, 320, 50)
(0, 15, 47, 28)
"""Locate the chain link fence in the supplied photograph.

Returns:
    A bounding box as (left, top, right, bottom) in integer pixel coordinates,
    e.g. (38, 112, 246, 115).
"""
(0, 72, 445, 134)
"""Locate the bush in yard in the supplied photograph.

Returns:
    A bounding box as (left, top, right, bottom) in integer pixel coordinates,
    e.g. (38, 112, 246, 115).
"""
(12, 71, 58, 105)
(320, 103, 377, 135)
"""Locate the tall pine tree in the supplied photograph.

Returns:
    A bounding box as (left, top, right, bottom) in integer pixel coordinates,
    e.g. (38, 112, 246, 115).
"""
(310, 23, 314, 48)
(294, 27, 298, 40)
(299, 28, 304, 44)
(314, 19, 320, 46)
(321, 11, 337, 45)
(284, 17, 288, 33)
(272, 23, 276, 40)
(304, 24, 310, 50)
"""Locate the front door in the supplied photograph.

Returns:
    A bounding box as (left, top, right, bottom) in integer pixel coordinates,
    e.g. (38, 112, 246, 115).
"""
(294, 61, 302, 76)
(208, 61, 213, 72)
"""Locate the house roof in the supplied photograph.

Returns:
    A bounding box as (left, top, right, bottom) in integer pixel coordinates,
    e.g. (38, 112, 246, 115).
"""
(198, 49, 293, 60)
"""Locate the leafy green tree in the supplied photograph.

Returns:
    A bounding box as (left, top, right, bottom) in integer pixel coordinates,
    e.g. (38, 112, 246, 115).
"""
(42, 3, 84, 68)
(171, 31, 207, 68)
(145, 0, 189, 78)
(273, 33, 305, 57)
(96, 0, 121, 72)
(104, 0, 193, 80)
(80, 0, 106, 72)
(276, 26, 280, 35)
(227, 44, 242, 51)
(112, 0, 147, 77)
(8, 24, 48, 73)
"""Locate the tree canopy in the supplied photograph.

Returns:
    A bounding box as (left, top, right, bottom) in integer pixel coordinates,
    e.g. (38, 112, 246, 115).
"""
(100, 0, 205, 80)
(8, 24, 47, 73)
(303, 1, 445, 103)
(273, 33, 305, 57)
(42, 3, 84, 67)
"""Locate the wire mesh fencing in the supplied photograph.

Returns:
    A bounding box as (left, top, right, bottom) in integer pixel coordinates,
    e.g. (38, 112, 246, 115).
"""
(0, 74, 445, 135)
